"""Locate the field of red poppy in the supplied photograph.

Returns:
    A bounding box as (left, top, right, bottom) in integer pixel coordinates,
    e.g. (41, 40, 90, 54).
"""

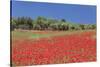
(12, 30, 96, 66)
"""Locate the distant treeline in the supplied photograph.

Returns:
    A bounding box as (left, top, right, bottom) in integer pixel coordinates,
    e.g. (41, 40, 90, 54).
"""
(11, 16, 96, 31)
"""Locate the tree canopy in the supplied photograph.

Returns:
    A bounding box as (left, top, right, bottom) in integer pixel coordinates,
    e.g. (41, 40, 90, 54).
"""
(10, 16, 96, 31)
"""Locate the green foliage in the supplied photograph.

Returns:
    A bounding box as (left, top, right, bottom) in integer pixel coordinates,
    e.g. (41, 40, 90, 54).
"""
(11, 16, 96, 31)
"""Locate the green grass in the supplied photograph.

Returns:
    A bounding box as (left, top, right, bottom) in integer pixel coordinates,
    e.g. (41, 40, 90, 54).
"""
(12, 30, 95, 39)
(12, 31, 57, 39)
(12, 31, 33, 38)
(12, 31, 65, 39)
(31, 34, 52, 38)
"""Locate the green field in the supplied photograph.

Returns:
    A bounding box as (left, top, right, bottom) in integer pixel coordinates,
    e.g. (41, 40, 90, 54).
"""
(12, 30, 96, 39)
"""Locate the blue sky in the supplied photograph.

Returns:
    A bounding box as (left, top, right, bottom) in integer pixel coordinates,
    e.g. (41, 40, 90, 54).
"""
(11, 1, 96, 24)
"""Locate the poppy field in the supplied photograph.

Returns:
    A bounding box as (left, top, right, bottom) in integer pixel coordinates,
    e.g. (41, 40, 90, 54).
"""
(12, 30, 96, 66)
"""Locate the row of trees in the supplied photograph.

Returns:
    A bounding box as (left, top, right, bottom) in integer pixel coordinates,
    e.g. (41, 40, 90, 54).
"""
(11, 16, 96, 31)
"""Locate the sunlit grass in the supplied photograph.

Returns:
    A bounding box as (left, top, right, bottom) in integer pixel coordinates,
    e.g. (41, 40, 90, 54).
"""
(12, 30, 96, 39)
